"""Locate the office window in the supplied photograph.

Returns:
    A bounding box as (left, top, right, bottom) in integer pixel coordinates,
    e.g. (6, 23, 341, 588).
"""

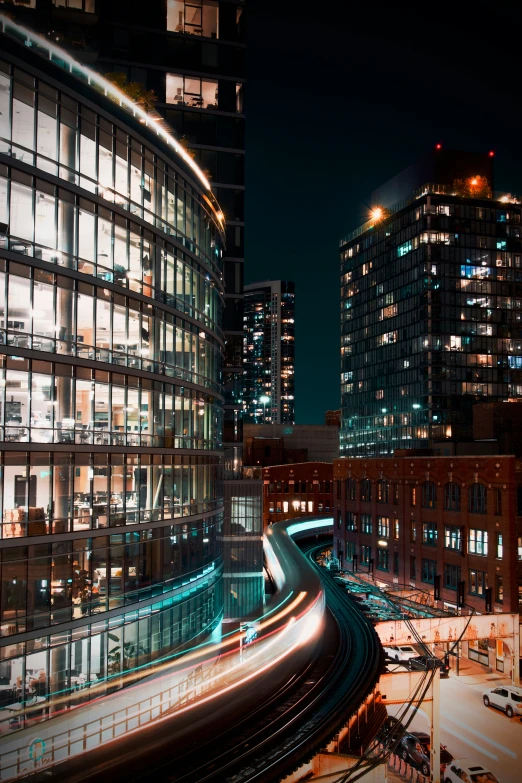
(518, 536, 522, 560)
(469, 568, 487, 596)
(444, 563, 460, 590)
(307, 501, 313, 512)
(469, 528, 488, 556)
(393, 552, 399, 575)
(166, 74, 218, 110)
(346, 511, 357, 531)
(410, 520, 417, 543)
(495, 489, 502, 516)
(377, 549, 389, 571)
(377, 517, 390, 537)
(346, 541, 355, 561)
(422, 481, 436, 509)
(393, 518, 400, 539)
(336, 480, 341, 500)
(422, 521, 438, 546)
(410, 486, 417, 507)
(468, 483, 487, 514)
(496, 532, 503, 559)
(283, 501, 288, 513)
(361, 545, 371, 565)
(444, 482, 460, 511)
(377, 479, 389, 503)
(360, 479, 372, 502)
(421, 558, 436, 584)
(444, 525, 461, 551)
(495, 574, 503, 603)
(361, 514, 372, 534)
(346, 478, 356, 500)
(167, 0, 219, 38)
(410, 555, 417, 580)
(276, 501, 281, 513)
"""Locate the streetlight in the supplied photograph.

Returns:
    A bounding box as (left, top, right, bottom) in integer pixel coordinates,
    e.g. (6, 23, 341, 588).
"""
(260, 395, 270, 422)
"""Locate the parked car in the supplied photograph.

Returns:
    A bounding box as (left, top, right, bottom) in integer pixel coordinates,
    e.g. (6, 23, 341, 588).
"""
(444, 759, 499, 783)
(482, 685, 522, 718)
(399, 731, 453, 777)
(376, 714, 405, 748)
(408, 655, 450, 678)
(383, 644, 418, 662)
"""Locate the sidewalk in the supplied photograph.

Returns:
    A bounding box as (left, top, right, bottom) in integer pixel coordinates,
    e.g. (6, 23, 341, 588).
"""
(448, 656, 510, 687)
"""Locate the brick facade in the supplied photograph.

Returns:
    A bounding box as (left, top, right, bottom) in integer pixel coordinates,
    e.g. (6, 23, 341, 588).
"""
(334, 455, 522, 614)
(263, 462, 333, 529)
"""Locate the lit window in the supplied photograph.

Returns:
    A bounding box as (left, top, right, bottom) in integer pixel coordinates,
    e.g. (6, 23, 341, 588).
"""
(397, 241, 412, 257)
(307, 501, 313, 512)
(283, 501, 288, 513)
(53, 0, 95, 9)
(469, 528, 488, 556)
(166, 74, 218, 109)
(167, 0, 219, 38)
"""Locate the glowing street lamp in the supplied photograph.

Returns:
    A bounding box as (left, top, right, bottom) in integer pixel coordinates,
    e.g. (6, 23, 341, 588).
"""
(260, 395, 270, 421)
(370, 206, 383, 222)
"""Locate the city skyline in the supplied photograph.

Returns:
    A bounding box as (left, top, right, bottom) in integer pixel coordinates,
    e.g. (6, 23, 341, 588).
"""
(246, 2, 522, 424)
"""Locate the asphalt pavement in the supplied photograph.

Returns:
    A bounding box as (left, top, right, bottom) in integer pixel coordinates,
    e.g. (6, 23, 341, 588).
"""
(390, 665, 520, 783)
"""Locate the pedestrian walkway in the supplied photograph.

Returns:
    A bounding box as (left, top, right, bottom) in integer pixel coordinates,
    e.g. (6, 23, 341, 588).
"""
(448, 656, 510, 687)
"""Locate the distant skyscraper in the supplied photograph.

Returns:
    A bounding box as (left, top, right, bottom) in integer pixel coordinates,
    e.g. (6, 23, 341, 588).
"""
(243, 280, 295, 424)
(340, 148, 522, 457)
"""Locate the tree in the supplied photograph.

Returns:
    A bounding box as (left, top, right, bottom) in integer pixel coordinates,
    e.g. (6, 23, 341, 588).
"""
(453, 175, 492, 199)
(104, 72, 157, 112)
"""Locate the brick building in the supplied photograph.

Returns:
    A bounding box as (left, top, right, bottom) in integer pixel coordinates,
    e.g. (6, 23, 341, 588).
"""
(263, 463, 333, 529)
(333, 454, 522, 614)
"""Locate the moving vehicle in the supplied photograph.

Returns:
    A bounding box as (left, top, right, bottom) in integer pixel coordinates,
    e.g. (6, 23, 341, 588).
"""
(383, 644, 417, 662)
(444, 759, 499, 783)
(399, 731, 453, 777)
(482, 685, 522, 718)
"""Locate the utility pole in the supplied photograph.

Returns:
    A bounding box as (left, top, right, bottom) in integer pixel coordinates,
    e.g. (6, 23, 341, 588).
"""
(429, 666, 441, 783)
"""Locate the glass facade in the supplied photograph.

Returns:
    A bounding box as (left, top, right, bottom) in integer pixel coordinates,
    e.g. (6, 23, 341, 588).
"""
(0, 23, 225, 737)
(243, 280, 295, 425)
(340, 185, 522, 456)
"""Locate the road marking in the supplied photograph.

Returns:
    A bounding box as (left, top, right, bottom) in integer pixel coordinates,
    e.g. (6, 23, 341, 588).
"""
(442, 715, 517, 759)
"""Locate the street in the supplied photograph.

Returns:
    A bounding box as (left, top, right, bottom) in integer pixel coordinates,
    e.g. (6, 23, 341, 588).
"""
(394, 672, 520, 782)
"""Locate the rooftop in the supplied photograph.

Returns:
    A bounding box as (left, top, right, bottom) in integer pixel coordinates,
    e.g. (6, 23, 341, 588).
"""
(340, 181, 520, 246)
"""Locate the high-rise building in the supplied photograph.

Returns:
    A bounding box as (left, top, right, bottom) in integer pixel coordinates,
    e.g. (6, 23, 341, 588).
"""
(0, 17, 225, 734)
(340, 148, 522, 457)
(243, 280, 295, 425)
(0, 0, 246, 464)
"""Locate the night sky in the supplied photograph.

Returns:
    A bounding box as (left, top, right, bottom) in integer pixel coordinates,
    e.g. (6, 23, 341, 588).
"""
(245, 2, 522, 424)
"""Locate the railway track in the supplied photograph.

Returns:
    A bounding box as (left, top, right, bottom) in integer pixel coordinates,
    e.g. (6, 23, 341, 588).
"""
(25, 539, 384, 783)
(145, 542, 384, 783)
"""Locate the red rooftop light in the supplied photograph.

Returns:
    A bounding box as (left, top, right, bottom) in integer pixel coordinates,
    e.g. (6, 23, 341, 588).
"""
(435, 143, 442, 150)
(489, 150, 495, 157)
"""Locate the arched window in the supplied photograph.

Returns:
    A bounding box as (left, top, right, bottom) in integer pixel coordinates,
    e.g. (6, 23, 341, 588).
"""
(444, 482, 460, 511)
(422, 481, 436, 509)
(469, 483, 487, 513)
(377, 479, 389, 503)
(346, 478, 356, 501)
(360, 479, 372, 502)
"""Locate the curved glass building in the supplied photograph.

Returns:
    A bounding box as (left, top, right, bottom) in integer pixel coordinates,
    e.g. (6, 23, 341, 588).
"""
(0, 16, 224, 734)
